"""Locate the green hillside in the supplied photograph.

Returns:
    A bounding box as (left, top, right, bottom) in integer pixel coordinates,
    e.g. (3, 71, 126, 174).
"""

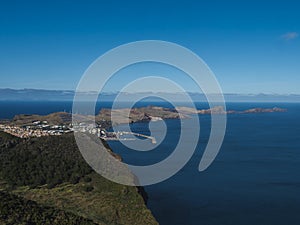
(0, 191, 96, 225)
(0, 132, 158, 225)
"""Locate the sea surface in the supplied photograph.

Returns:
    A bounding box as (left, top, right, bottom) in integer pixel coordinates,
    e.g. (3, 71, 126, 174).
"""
(1, 101, 300, 225)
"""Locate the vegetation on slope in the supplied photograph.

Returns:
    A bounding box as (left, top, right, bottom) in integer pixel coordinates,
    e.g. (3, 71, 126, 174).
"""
(0, 191, 96, 225)
(0, 132, 93, 188)
(0, 132, 158, 225)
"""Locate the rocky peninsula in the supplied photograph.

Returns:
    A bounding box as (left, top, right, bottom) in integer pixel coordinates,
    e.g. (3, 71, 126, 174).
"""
(5, 106, 287, 128)
(96, 105, 287, 125)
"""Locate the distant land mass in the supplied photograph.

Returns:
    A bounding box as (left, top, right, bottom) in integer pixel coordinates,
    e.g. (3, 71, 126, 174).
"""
(5, 106, 287, 128)
(0, 88, 300, 102)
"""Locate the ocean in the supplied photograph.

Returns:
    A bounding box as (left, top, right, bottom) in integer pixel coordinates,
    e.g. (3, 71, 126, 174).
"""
(1, 101, 300, 225)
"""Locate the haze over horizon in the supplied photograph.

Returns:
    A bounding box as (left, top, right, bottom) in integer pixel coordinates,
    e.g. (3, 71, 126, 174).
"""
(1, 0, 300, 94)
(1, 88, 300, 102)
(2, 87, 300, 95)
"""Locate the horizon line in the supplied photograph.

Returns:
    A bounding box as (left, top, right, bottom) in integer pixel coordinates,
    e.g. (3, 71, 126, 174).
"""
(0, 88, 300, 96)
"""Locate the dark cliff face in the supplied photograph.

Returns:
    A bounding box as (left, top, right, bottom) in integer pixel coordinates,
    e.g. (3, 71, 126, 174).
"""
(0, 132, 158, 225)
(137, 186, 149, 205)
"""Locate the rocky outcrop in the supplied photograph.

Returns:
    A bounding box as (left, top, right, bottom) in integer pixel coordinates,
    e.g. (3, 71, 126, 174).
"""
(242, 107, 287, 113)
(176, 106, 287, 115)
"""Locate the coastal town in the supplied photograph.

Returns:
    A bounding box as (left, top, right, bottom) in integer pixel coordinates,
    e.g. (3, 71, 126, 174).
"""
(0, 120, 73, 138)
(0, 119, 157, 143)
(0, 119, 110, 139)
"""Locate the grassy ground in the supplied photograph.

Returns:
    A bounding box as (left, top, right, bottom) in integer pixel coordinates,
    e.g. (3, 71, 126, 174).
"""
(7, 174, 157, 225)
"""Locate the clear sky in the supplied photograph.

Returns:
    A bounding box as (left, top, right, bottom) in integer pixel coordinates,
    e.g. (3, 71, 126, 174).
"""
(0, 0, 300, 94)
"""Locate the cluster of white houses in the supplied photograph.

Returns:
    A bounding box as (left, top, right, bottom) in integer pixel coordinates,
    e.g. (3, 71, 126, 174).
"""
(0, 119, 110, 139)
(72, 122, 106, 137)
(0, 120, 72, 138)
(0, 120, 155, 143)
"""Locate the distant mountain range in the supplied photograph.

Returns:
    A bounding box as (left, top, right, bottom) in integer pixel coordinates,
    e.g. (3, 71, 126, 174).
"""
(0, 88, 300, 102)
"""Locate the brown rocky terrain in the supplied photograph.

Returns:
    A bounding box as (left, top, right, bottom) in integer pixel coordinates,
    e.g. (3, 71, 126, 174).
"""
(7, 106, 287, 127)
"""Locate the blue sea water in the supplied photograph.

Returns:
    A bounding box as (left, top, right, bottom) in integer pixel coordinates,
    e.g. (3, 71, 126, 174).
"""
(1, 101, 300, 225)
(109, 102, 300, 225)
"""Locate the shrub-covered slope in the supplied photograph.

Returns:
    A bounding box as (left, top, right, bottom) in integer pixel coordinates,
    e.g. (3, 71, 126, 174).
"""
(0, 132, 158, 225)
(0, 191, 96, 225)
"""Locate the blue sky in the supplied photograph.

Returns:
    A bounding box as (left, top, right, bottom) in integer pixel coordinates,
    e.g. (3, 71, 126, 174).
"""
(0, 0, 299, 94)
